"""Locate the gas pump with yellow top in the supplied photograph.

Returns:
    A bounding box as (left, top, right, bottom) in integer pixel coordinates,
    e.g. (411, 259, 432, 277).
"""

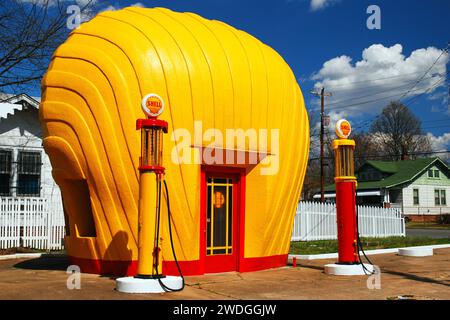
(116, 94, 184, 293)
(324, 119, 374, 276)
(333, 119, 359, 264)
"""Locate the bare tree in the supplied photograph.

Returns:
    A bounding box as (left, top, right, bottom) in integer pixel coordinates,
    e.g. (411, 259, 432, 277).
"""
(301, 158, 321, 200)
(370, 101, 431, 160)
(352, 131, 379, 169)
(301, 110, 335, 200)
(0, 0, 95, 93)
(301, 110, 322, 200)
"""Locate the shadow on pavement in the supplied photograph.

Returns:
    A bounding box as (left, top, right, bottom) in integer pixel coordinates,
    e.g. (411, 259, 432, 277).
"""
(382, 268, 450, 287)
(297, 264, 324, 271)
(13, 254, 70, 271)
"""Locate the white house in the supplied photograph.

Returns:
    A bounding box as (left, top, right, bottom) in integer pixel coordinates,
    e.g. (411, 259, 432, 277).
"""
(0, 93, 61, 202)
(0, 93, 65, 250)
(318, 157, 450, 222)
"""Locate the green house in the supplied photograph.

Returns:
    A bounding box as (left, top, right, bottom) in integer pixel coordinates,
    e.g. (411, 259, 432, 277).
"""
(317, 157, 450, 221)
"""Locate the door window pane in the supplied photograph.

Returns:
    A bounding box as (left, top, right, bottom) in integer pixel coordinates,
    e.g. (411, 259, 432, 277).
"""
(206, 178, 233, 255)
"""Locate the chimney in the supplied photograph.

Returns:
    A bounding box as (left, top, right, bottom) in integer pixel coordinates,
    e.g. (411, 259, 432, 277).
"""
(401, 146, 409, 160)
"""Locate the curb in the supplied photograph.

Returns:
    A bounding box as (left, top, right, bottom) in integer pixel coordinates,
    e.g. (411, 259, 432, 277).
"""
(288, 243, 450, 261)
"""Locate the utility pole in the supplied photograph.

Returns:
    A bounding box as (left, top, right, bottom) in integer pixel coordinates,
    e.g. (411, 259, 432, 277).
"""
(311, 88, 332, 203)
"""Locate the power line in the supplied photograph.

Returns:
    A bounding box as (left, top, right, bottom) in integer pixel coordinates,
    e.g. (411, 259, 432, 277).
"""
(307, 78, 445, 113)
(308, 45, 449, 113)
(320, 69, 445, 90)
(308, 73, 449, 141)
(311, 120, 450, 141)
(309, 150, 450, 161)
(323, 72, 449, 108)
(402, 75, 448, 106)
(310, 82, 443, 112)
(399, 44, 449, 101)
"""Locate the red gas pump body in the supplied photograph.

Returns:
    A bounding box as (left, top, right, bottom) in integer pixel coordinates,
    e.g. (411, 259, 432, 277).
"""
(335, 180, 358, 264)
(333, 119, 358, 265)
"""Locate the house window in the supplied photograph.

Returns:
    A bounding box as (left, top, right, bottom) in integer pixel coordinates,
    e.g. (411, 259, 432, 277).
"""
(413, 188, 419, 205)
(17, 151, 41, 197)
(0, 150, 12, 196)
(440, 190, 446, 206)
(433, 170, 440, 178)
(428, 169, 433, 178)
(435, 189, 447, 206)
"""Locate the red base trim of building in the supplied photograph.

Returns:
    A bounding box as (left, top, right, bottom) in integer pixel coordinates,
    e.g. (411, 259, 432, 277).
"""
(239, 254, 288, 272)
(69, 254, 288, 276)
(162, 259, 203, 276)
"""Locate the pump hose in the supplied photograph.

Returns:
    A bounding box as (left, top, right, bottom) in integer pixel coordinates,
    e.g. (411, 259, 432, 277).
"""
(154, 178, 185, 292)
(355, 195, 375, 275)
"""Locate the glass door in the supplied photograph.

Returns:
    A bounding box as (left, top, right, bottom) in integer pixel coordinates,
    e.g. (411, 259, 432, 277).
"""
(204, 175, 239, 273)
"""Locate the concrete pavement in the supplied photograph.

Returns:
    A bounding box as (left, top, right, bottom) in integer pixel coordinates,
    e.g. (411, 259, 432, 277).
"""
(0, 248, 449, 300)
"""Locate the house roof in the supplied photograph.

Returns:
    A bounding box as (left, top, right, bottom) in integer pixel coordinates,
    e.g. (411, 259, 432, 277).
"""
(364, 160, 399, 173)
(0, 93, 40, 121)
(324, 157, 449, 192)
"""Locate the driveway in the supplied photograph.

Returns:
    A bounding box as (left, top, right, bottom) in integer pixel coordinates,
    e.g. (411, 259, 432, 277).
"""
(406, 228, 450, 239)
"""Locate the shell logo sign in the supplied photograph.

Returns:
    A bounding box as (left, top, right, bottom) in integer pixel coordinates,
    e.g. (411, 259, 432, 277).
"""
(141, 93, 164, 117)
(335, 119, 352, 139)
(213, 191, 225, 209)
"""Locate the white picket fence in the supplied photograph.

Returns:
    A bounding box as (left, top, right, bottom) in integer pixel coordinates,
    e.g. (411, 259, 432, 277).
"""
(1, 198, 406, 248)
(0, 197, 65, 250)
(291, 201, 405, 241)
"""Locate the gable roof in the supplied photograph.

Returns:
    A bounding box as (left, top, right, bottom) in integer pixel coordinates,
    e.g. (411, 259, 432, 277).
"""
(0, 93, 40, 122)
(324, 157, 449, 192)
(1, 93, 40, 107)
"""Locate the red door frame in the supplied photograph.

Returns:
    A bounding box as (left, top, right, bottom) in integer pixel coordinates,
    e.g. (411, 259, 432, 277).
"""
(199, 166, 246, 274)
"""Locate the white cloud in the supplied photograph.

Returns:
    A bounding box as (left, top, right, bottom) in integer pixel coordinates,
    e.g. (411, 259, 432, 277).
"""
(100, 2, 145, 12)
(427, 132, 450, 151)
(309, 109, 347, 158)
(327, 110, 348, 130)
(310, 0, 339, 11)
(311, 44, 449, 117)
(130, 2, 145, 8)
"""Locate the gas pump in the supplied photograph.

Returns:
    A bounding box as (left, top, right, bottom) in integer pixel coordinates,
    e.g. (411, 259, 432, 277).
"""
(116, 94, 183, 293)
(324, 119, 374, 276)
(333, 119, 358, 264)
(135, 93, 168, 278)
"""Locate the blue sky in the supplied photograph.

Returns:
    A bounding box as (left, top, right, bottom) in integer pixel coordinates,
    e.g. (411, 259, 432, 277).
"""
(31, 0, 450, 151)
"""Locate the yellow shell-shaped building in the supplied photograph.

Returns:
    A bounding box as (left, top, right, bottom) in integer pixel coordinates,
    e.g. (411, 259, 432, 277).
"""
(40, 7, 309, 275)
